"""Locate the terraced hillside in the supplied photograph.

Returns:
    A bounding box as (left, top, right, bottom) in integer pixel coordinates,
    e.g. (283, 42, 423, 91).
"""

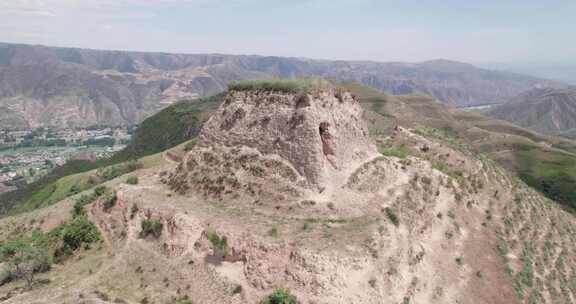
(344, 83, 576, 211)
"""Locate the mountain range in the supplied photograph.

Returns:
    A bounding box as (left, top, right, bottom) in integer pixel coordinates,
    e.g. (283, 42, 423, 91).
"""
(487, 87, 576, 138)
(0, 42, 563, 129)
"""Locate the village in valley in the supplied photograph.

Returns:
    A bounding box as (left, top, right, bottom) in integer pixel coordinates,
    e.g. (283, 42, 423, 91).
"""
(0, 127, 132, 193)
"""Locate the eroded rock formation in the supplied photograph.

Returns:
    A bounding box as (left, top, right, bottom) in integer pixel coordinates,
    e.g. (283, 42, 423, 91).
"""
(196, 87, 378, 189)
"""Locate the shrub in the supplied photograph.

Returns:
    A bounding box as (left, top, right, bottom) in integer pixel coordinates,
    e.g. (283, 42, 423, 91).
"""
(61, 216, 101, 252)
(125, 176, 139, 185)
(0, 240, 51, 289)
(0, 206, 101, 287)
(262, 288, 298, 304)
(455, 257, 463, 266)
(102, 191, 117, 211)
(93, 186, 107, 197)
(206, 230, 228, 257)
(73, 194, 97, 217)
(0, 239, 27, 262)
(140, 219, 163, 238)
(69, 184, 81, 195)
(384, 207, 399, 227)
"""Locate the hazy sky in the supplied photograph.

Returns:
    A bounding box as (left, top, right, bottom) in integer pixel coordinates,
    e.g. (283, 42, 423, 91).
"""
(1, 0, 574, 64)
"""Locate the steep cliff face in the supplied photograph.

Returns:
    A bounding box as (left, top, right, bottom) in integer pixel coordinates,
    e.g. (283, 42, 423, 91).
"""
(198, 87, 377, 188)
(167, 85, 379, 211)
(0, 42, 563, 128)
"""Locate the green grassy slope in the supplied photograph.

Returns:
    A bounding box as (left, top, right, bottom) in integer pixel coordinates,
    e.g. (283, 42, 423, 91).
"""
(0, 160, 99, 215)
(0, 94, 223, 216)
(109, 94, 222, 163)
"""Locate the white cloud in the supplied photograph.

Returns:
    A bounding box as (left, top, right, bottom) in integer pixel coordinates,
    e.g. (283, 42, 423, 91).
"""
(100, 24, 114, 31)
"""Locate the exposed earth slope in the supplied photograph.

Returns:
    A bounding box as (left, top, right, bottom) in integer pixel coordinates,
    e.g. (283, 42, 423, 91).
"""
(1, 81, 576, 303)
(0, 42, 562, 129)
(344, 83, 576, 210)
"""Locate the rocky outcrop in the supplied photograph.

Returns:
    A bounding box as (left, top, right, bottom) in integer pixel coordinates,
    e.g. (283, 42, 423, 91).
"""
(165, 85, 381, 215)
(197, 87, 377, 188)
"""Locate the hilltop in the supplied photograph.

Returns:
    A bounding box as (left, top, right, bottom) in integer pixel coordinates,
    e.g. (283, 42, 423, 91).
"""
(1, 81, 576, 303)
(0, 42, 563, 129)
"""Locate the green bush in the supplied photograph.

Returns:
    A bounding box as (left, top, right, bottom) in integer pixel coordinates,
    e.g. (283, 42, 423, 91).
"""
(140, 219, 163, 238)
(0, 202, 101, 287)
(384, 207, 399, 227)
(262, 288, 298, 304)
(110, 94, 223, 164)
(0, 239, 27, 262)
(102, 191, 117, 211)
(73, 194, 97, 217)
(93, 185, 107, 197)
(206, 230, 228, 257)
(61, 216, 101, 252)
(0, 238, 52, 288)
(125, 176, 139, 185)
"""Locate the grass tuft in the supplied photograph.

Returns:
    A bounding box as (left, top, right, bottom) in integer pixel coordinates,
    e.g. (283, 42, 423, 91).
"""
(380, 146, 412, 159)
(206, 229, 228, 257)
(384, 207, 400, 227)
(125, 176, 139, 185)
(262, 288, 297, 304)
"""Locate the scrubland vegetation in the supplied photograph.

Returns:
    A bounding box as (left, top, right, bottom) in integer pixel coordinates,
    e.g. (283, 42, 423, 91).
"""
(229, 79, 330, 94)
(0, 187, 102, 289)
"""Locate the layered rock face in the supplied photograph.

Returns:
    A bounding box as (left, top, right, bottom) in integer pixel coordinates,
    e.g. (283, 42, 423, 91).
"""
(197, 88, 377, 189)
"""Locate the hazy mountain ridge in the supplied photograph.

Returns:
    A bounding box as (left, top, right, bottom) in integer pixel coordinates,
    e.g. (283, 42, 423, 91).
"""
(487, 87, 576, 137)
(0, 42, 563, 129)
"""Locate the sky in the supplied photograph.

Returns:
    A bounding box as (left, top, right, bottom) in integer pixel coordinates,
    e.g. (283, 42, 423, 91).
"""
(0, 0, 575, 64)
